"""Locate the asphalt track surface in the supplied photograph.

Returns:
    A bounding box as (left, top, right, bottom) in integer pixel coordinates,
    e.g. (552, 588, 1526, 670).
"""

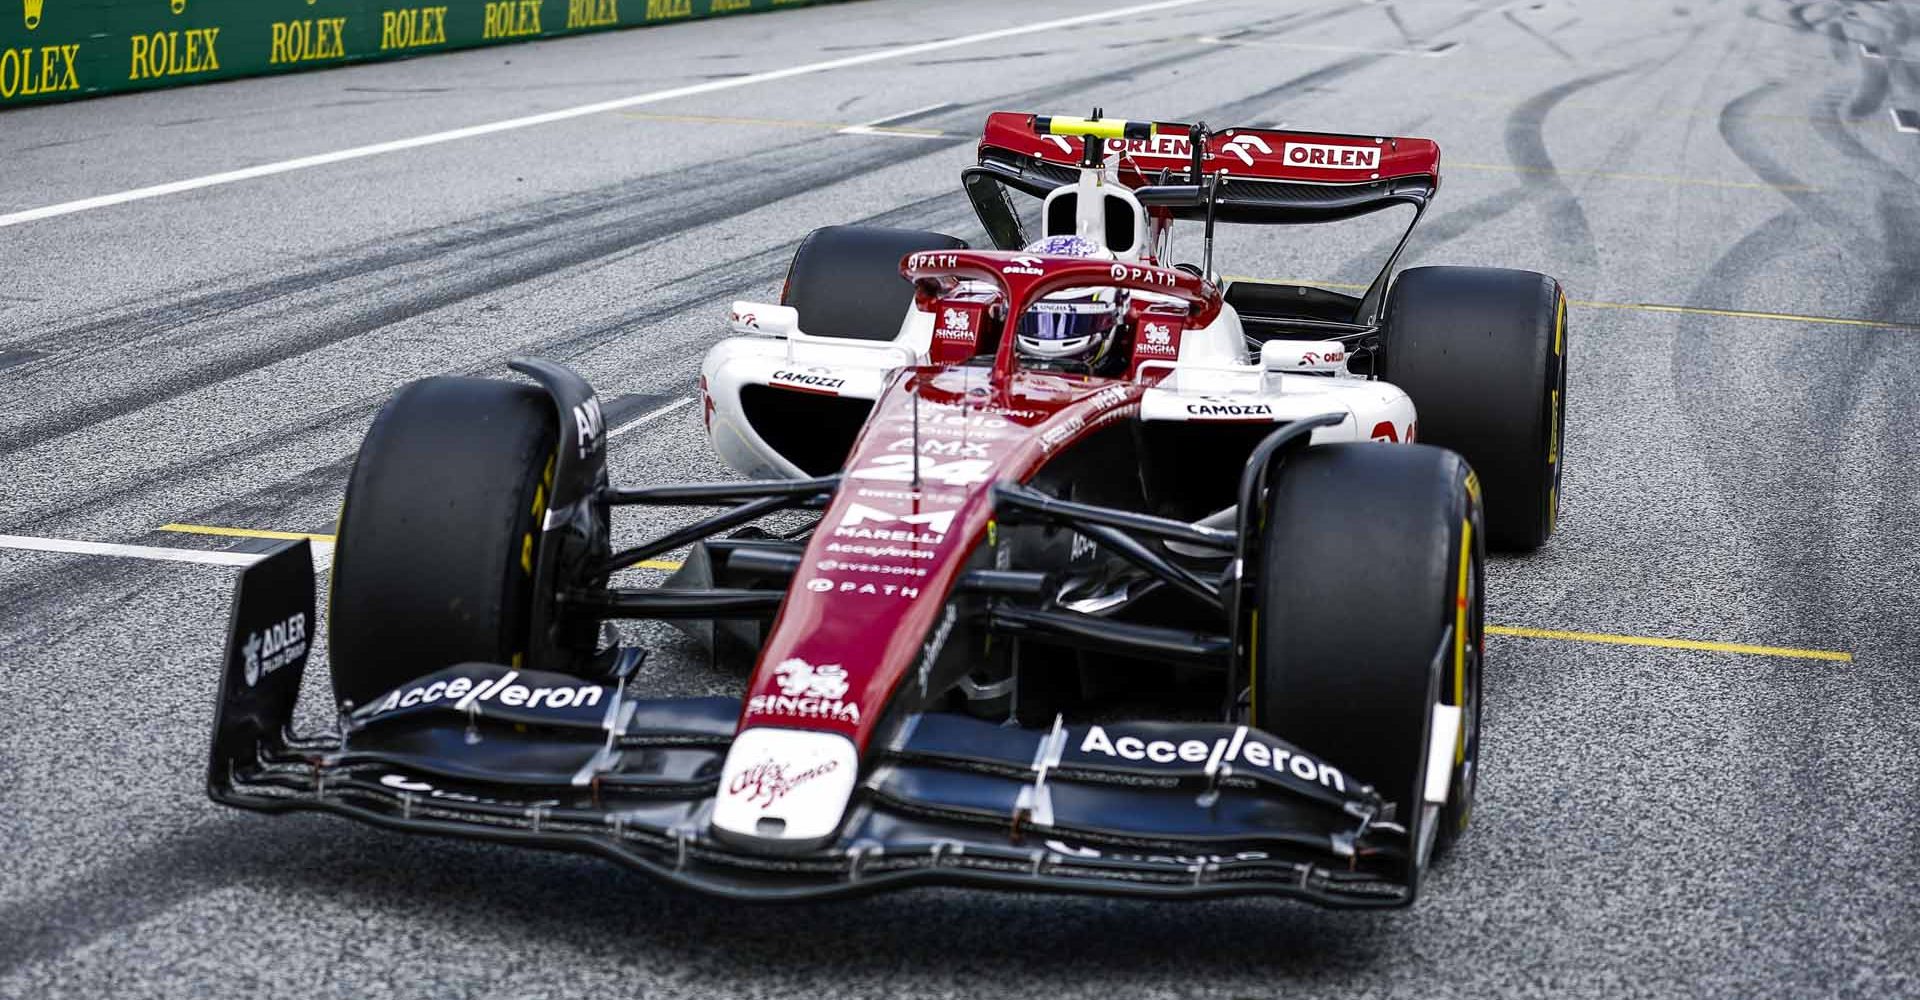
(3, 0, 1918, 996)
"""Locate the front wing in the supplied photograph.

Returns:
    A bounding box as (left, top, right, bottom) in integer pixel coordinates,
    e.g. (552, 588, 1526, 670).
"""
(209, 541, 1416, 906)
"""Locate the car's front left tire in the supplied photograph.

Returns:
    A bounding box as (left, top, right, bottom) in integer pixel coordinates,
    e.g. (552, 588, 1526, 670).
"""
(1250, 442, 1485, 875)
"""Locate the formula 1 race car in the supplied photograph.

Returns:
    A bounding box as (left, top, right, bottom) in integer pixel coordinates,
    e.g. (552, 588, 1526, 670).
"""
(209, 113, 1568, 907)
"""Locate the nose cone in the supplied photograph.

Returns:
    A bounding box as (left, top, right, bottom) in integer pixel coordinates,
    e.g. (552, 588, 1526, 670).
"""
(711, 728, 860, 852)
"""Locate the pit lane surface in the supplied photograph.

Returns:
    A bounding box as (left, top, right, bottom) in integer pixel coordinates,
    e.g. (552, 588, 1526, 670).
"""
(3, 1, 1917, 996)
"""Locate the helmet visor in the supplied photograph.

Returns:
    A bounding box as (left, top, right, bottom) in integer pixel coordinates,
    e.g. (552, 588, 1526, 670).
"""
(1017, 300, 1118, 346)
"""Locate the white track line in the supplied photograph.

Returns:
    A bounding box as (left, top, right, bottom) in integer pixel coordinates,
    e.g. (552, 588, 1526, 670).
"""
(609, 396, 694, 438)
(0, 533, 335, 571)
(838, 102, 957, 139)
(0, 0, 1219, 230)
(1196, 35, 1456, 57)
(1, 534, 263, 566)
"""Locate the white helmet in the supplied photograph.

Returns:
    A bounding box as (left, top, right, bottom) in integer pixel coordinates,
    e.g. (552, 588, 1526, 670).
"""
(1013, 236, 1124, 369)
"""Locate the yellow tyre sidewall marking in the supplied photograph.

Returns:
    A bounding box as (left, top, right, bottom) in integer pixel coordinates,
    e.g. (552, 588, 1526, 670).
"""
(1548, 291, 1566, 530)
(1453, 514, 1472, 766)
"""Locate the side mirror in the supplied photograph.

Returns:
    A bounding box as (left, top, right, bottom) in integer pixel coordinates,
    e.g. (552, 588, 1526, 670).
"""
(1261, 340, 1349, 374)
(728, 302, 799, 338)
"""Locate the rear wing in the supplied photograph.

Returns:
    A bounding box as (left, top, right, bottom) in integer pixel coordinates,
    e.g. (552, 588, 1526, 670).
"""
(964, 112, 1441, 323)
(971, 111, 1439, 226)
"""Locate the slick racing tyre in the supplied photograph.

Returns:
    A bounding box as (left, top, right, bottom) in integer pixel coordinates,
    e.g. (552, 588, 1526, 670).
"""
(782, 225, 967, 341)
(328, 376, 558, 708)
(1378, 266, 1567, 552)
(1251, 443, 1485, 869)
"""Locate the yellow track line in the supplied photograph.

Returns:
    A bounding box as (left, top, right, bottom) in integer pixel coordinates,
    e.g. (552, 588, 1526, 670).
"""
(1570, 300, 1920, 332)
(159, 524, 684, 571)
(161, 523, 334, 542)
(1227, 278, 1919, 331)
(1487, 625, 1850, 662)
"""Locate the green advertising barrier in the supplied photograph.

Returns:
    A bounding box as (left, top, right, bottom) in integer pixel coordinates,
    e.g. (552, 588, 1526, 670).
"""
(0, 0, 845, 108)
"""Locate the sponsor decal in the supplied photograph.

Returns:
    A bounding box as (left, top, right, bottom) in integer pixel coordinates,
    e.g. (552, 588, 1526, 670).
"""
(572, 396, 604, 458)
(886, 407, 1014, 434)
(748, 658, 861, 723)
(1039, 414, 1084, 452)
(1142, 323, 1173, 348)
(726, 758, 839, 809)
(241, 612, 308, 687)
(1298, 349, 1345, 366)
(1043, 839, 1272, 866)
(917, 603, 957, 695)
(908, 400, 1044, 422)
(1108, 134, 1275, 167)
(367, 670, 604, 717)
(1105, 134, 1195, 162)
(1108, 263, 1178, 289)
(269, 18, 348, 65)
(1074, 724, 1347, 792)
(643, 0, 689, 18)
(1185, 400, 1274, 419)
(771, 369, 845, 393)
(801, 577, 920, 600)
(1371, 420, 1410, 443)
(0, 42, 80, 99)
(940, 308, 972, 333)
(482, 0, 543, 39)
(379, 773, 560, 808)
(849, 454, 993, 487)
(816, 559, 927, 577)
(23, 0, 41, 29)
(1003, 255, 1045, 277)
(1219, 133, 1273, 166)
(825, 541, 936, 561)
(1069, 532, 1097, 562)
(888, 436, 989, 459)
(855, 485, 968, 505)
(909, 252, 961, 271)
(835, 502, 955, 542)
(568, 0, 618, 28)
(380, 7, 449, 51)
(773, 658, 848, 699)
(1282, 141, 1381, 172)
(730, 309, 759, 330)
(129, 27, 220, 81)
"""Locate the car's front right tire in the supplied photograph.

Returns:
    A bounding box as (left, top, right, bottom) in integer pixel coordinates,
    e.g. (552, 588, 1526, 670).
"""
(328, 376, 557, 708)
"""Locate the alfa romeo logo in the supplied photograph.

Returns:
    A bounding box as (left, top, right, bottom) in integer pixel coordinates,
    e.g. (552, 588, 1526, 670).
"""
(241, 631, 263, 687)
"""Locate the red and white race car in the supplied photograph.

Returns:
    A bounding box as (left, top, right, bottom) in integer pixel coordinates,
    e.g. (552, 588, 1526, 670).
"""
(208, 112, 1567, 907)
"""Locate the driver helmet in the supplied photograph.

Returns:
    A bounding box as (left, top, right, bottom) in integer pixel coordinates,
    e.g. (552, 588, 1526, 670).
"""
(1014, 236, 1124, 368)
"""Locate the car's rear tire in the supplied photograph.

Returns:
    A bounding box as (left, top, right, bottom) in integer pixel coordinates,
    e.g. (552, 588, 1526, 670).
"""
(1379, 265, 1566, 552)
(782, 225, 967, 341)
(328, 376, 558, 708)
(1251, 443, 1485, 866)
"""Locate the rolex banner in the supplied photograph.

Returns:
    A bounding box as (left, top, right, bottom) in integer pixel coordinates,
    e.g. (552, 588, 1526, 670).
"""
(0, 0, 845, 107)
